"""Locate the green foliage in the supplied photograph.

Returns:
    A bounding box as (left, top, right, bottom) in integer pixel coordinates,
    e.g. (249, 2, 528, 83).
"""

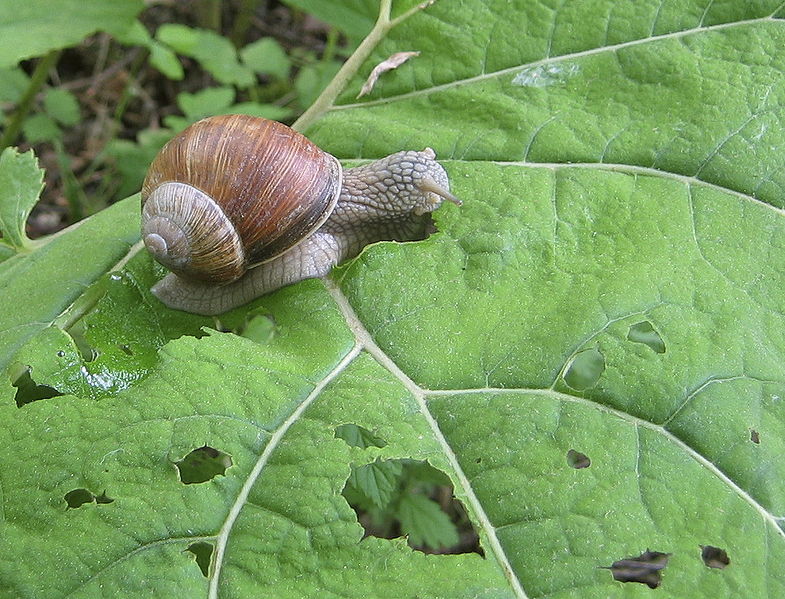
(0, 2, 339, 217)
(0, 148, 43, 250)
(115, 19, 183, 80)
(240, 37, 292, 80)
(0, 0, 143, 68)
(157, 24, 256, 88)
(0, 67, 30, 102)
(342, 456, 462, 551)
(1, 1, 785, 598)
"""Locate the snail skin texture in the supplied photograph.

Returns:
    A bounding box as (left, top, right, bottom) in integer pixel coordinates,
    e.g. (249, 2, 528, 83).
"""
(141, 114, 460, 315)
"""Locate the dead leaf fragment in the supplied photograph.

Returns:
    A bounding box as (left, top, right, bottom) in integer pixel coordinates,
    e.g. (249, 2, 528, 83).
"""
(357, 51, 420, 98)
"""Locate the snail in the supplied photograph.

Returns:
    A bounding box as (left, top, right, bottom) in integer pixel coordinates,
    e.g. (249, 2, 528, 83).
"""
(141, 114, 460, 315)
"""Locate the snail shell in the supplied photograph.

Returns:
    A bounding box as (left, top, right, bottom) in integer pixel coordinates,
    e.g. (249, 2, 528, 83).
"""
(140, 114, 342, 283)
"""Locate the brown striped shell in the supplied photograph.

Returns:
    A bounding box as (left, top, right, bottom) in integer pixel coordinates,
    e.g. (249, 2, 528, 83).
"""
(141, 114, 342, 283)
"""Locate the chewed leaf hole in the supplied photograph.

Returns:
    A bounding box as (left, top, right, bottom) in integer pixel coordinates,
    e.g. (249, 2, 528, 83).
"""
(563, 347, 605, 391)
(335, 423, 387, 449)
(602, 549, 670, 589)
(342, 459, 481, 556)
(64, 488, 114, 508)
(701, 545, 730, 569)
(175, 446, 232, 484)
(186, 541, 214, 577)
(750, 429, 760, 444)
(68, 320, 99, 362)
(239, 313, 277, 344)
(566, 449, 591, 469)
(627, 321, 666, 353)
(12, 368, 63, 407)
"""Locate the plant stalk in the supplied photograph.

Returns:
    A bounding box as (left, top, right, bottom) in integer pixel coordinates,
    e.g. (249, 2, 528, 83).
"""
(0, 50, 61, 151)
(292, 0, 398, 133)
(292, 0, 437, 133)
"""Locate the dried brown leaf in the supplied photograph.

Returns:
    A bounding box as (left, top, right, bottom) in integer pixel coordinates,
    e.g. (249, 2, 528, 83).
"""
(357, 51, 420, 98)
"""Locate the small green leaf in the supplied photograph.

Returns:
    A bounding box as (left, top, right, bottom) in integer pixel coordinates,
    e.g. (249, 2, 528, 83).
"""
(43, 88, 80, 126)
(116, 20, 183, 80)
(0, 147, 44, 250)
(0, 67, 30, 102)
(106, 128, 173, 199)
(176, 87, 236, 120)
(347, 459, 403, 509)
(295, 60, 342, 108)
(156, 23, 198, 53)
(22, 112, 61, 143)
(148, 42, 184, 80)
(157, 24, 255, 88)
(240, 37, 291, 79)
(398, 493, 460, 549)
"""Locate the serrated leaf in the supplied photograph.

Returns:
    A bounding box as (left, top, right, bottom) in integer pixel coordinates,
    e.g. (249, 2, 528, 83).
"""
(347, 458, 404, 510)
(0, 0, 143, 68)
(0, 147, 44, 249)
(398, 493, 460, 550)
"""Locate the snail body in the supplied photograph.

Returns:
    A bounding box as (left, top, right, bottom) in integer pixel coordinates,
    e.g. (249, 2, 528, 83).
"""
(141, 114, 459, 315)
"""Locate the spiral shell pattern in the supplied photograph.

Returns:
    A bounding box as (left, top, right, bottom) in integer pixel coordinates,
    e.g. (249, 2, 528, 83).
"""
(141, 114, 342, 283)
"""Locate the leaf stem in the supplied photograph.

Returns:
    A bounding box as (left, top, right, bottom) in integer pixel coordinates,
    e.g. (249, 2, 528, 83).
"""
(0, 50, 61, 151)
(292, 0, 435, 132)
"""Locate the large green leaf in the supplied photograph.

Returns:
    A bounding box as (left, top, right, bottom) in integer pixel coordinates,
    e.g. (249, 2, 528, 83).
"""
(0, 196, 140, 372)
(1, 1, 784, 597)
(0, 0, 143, 68)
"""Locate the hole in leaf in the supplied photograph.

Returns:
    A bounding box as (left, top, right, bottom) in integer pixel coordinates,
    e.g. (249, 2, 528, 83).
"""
(566, 449, 591, 469)
(186, 541, 214, 577)
(335, 423, 387, 449)
(64, 488, 114, 508)
(750, 429, 760, 444)
(563, 347, 605, 391)
(342, 459, 481, 555)
(95, 491, 114, 504)
(602, 549, 670, 589)
(627, 321, 666, 353)
(239, 313, 277, 344)
(701, 545, 730, 569)
(68, 320, 98, 362)
(12, 368, 63, 407)
(175, 446, 232, 484)
(64, 489, 95, 509)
